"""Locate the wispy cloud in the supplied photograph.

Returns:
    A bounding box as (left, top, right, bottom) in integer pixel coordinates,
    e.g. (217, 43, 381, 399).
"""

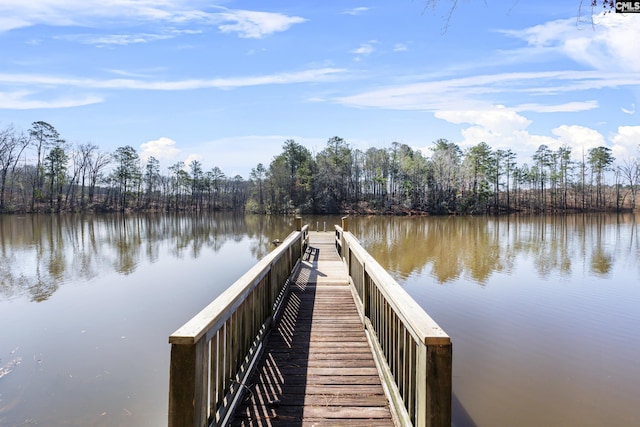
(0, 1, 306, 39)
(57, 32, 180, 46)
(102, 68, 166, 78)
(0, 90, 102, 109)
(0, 68, 346, 109)
(342, 7, 370, 16)
(393, 43, 408, 52)
(335, 70, 640, 111)
(501, 12, 640, 72)
(0, 0, 192, 32)
(514, 101, 599, 113)
(215, 9, 306, 39)
(621, 103, 635, 115)
(351, 43, 375, 55)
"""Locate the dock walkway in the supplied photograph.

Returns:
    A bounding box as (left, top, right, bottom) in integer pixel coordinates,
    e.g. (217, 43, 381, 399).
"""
(230, 232, 395, 426)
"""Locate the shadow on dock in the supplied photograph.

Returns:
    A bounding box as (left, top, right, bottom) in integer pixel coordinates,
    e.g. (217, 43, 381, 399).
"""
(231, 243, 393, 426)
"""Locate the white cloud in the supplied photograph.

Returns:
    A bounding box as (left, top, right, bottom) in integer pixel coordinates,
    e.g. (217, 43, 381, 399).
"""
(514, 101, 599, 113)
(611, 126, 640, 159)
(335, 70, 640, 112)
(551, 125, 605, 156)
(503, 13, 640, 72)
(0, 68, 345, 92)
(357, 14, 639, 125)
(184, 153, 204, 167)
(436, 107, 531, 134)
(57, 29, 202, 46)
(433, 106, 543, 153)
(342, 7, 370, 16)
(351, 42, 376, 56)
(0, 90, 102, 109)
(621, 103, 635, 115)
(140, 137, 180, 162)
(58, 33, 176, 46)
(0, 0, 183, 31)
(393, 43, 408, 52)
(0, 1, 306, 39)
(216, 10, 306, 39)
(432, 106, 612, 163)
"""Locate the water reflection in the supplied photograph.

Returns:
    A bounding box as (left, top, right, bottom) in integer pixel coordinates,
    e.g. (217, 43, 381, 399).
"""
(0, 213, 299, 302)
(0, 213, 304, 427)
(349, 213, 640, 427)
(2, 213, 639, 427)
(349, 213, 639, 285)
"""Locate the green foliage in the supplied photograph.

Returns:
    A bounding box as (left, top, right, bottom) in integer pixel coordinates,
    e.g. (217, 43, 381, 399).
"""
(112, 145, 142, 211)
(44, 145, 69, 210)
(1, 120, 637, 215)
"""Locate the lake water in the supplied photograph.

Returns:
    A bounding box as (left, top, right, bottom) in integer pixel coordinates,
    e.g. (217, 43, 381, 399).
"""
(1, 213, 639, 426)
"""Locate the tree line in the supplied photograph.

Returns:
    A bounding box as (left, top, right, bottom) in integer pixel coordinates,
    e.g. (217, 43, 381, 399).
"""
(1, 121, 638, 214)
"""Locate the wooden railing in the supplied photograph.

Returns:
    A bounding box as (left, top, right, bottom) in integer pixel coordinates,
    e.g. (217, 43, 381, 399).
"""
(168, 219, 309, 427)
(335, 218, 452, 427)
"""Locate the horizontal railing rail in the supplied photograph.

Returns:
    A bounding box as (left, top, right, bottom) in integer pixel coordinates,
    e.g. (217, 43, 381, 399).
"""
(168, 220, 309, 427)
(335, 218, 452, 427)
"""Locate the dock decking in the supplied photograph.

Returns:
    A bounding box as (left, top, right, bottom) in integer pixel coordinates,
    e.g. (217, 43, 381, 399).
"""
(230, 232, 395, 426)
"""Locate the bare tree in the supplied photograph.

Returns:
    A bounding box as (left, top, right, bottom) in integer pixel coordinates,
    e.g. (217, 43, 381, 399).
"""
(619, 157, 640, 210)
(87, 150, 111, 206)
(0, 125, 29, 211)
(68, 143, 99, 210)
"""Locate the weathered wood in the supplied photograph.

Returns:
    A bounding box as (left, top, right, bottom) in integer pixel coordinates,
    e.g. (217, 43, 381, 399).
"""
(425, 343, 453, 427)
(168, 226, 308, 427)
(168, 343, 197, 427)
(336, 225, 452, 427)
(229, 232, 395, 426)
(170, 224, 450, 427)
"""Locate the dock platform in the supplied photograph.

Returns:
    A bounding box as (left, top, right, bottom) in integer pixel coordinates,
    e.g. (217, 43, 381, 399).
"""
(230, 232, 395, 426)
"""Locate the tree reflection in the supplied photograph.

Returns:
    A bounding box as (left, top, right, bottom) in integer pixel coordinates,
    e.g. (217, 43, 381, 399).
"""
(0, 213, 298, 301)
(352, 213, 638, 286)
(0, 213, 637, 301)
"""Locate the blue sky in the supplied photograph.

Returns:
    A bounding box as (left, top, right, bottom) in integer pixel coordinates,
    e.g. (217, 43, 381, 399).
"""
(1, 1, 639, 178)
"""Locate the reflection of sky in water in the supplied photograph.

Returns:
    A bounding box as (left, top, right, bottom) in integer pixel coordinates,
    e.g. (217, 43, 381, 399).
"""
(1, 237, 259, 426)
(354, 214, 640, 427)
(0, 213, 298, 427)
(1, 213, 640, 427)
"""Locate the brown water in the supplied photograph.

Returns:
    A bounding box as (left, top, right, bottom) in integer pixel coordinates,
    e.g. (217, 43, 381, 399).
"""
(0, 213, 299, 427)
(1, 213, 639, 426)
(348, 214, 640, 427)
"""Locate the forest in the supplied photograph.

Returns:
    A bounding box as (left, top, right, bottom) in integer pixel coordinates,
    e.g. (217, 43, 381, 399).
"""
(1, 121, 638, 215)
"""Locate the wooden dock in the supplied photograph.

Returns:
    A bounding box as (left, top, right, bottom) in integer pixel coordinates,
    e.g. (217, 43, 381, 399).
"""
(230, 232, 395, 426)
(168, 220, 450, 427)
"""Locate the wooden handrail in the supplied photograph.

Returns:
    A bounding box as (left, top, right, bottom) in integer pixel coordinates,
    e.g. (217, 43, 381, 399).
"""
(335, 224, 452, 427)
(168, 223, 309, 427)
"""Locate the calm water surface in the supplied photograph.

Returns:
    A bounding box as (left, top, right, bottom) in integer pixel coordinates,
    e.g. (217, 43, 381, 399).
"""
(0, 213, 299, 427)
(1, 213, 639, 427)
(349, 214, 640, 427)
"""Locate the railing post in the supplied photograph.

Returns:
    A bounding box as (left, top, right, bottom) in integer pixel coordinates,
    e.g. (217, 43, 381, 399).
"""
(168, 340, 207, 427)
(425, 342, 452, 427)
(341, 216, 349, 232)
(295, 216, 302, 231)
(169, 343, 196, 427)
(416, 342, 452, 427)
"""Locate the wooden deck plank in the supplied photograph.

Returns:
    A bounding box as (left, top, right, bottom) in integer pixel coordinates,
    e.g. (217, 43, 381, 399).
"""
(230, 232, 395, 427)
